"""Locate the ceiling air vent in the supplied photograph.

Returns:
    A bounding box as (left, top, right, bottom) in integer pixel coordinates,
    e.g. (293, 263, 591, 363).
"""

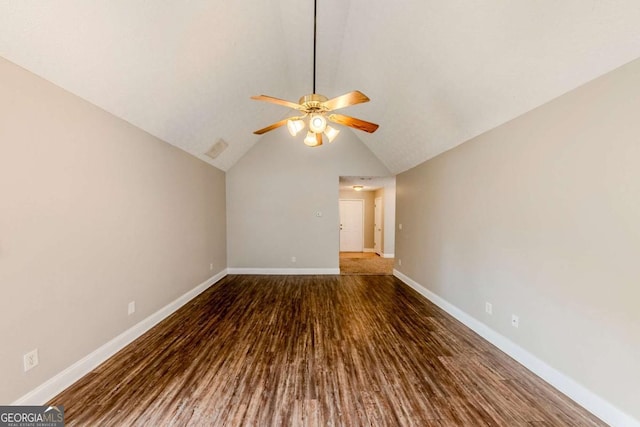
(204, 139, 228, 159)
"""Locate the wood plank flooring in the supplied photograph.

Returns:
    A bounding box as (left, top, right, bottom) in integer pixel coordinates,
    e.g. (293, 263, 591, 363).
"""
(50, 275, 606, 426)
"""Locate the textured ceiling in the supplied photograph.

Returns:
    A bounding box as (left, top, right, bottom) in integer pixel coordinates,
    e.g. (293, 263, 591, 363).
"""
(2, 1, 640, 174)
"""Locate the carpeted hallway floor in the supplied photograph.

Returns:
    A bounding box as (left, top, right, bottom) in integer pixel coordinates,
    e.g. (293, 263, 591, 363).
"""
(339, 252, 394, 275)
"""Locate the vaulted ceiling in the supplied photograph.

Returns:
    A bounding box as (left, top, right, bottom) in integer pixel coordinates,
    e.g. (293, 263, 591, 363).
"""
(2, 1, 640, 174)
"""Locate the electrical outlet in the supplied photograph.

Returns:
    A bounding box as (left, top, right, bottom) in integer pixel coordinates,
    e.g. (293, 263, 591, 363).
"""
(485, 302, 493, 315)
(128, 301, 136, 315)
(291, 256, 296, 263)
(209, 263, 213, 271)
(512, 314, 519, 328)
(398, 259, 402, 266)
(24, 349, 39, 372)
(398, 223, 403, 230)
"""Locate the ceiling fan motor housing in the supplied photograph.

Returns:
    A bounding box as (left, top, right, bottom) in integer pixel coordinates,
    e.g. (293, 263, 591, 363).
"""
(299, 94, 329, 112)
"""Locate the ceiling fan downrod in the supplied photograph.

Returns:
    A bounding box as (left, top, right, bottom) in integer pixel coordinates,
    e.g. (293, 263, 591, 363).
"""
(313, 0, 317, 94)
(250, 0, 379, 143)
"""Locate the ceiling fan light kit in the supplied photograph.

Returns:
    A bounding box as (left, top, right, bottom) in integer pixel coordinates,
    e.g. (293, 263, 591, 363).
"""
(324, 125, 339, 142)
(304, 131, 320, 147)
(251, 0, 378, 147)
(309, 114, 327, 133)
(287, 118, 305, 136)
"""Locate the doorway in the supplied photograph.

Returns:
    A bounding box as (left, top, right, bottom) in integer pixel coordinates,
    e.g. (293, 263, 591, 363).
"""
(374, 196, 382, 256)
(338, 176, 396, 275)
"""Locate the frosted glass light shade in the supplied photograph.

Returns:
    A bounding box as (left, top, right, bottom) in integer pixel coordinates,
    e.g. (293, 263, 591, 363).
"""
(304, 131, 319, 147)
(287, 119, 305, 136)
(324, 125, 340, 142)
(309, 114, 327, 133)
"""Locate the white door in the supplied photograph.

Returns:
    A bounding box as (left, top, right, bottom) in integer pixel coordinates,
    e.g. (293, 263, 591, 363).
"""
(339, 200, 364, 252)
(374, 197, 382, 255)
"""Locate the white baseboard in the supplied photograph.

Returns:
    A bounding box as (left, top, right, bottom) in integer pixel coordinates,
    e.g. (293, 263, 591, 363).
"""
(393, 269, 640, 427)
(382, 253, 395, 259)
(12, 269, 228, 406)
(227, 268, 340, 275)
(363, 248, 375, 253)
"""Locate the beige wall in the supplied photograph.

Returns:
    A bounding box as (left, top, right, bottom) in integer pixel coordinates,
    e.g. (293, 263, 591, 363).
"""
(396, 58, 640, 420)
(339, 190, 375, 250)
(227, 129, 389, 269)
(0, 58, 227, 404)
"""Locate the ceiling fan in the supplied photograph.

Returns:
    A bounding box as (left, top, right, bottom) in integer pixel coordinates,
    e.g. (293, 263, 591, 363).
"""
(251, 0, 379, 147)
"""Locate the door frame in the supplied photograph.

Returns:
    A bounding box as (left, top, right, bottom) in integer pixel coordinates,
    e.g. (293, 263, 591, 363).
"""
(374, 196, 382, 255)
(339, 199, 365, 252)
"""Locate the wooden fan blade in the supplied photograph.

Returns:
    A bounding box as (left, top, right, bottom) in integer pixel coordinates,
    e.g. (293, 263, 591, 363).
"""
(253, 119, 288, 135)
(328, 114, 379, 133)
(322, 90, 370, 111)
(251, 95, 303, 110)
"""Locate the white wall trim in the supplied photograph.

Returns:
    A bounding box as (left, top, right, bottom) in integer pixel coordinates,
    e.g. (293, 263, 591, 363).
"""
(392, 269, 640, 427)
(12, 269, 228, 406)
(363, 248, 375, 253)
(382, 253, 395, 259)
(227, 268, 340, 275)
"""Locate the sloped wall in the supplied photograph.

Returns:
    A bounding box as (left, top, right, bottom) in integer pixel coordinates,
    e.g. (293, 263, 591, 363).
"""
(0, 57, 227, 404)
(396, 58, 640, 421)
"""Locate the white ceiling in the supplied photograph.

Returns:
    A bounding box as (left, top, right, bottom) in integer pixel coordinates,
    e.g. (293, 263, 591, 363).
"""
(2, 1, 640, 174)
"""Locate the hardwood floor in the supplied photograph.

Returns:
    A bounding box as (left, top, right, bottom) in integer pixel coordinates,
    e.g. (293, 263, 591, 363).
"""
(50, 275, 605, 426)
